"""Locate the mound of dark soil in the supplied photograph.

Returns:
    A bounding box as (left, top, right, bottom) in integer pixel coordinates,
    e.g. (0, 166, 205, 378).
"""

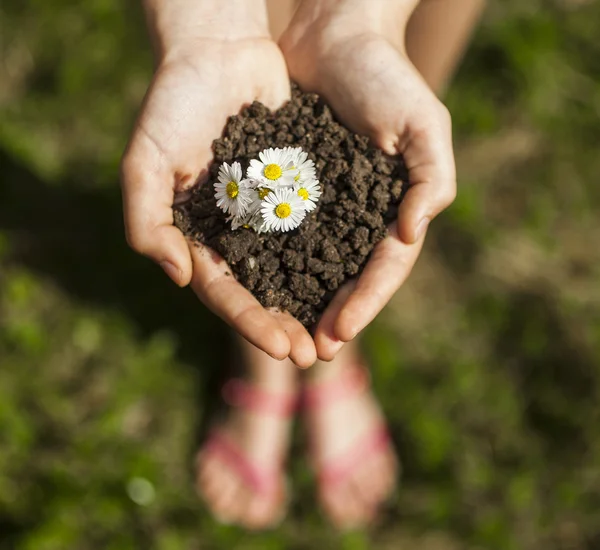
(174, 85, 408, 328)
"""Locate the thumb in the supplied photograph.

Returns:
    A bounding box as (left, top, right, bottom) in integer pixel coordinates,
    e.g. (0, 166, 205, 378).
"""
(396, 103, 456, 244)
(120, 151, 193, 286)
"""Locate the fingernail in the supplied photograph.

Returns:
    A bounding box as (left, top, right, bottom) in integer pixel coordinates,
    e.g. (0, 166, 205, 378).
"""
(415, 217, 430, 241)
(160, 261, 181, 285)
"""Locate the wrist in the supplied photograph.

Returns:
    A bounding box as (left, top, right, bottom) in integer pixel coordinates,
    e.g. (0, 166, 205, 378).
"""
(143, 0, 270, 60)
(291, 0, 419, 45)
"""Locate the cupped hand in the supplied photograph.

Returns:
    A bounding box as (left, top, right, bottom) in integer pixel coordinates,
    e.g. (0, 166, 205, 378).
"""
(281, 16, 456, 360)
(121, 36, 317, 367)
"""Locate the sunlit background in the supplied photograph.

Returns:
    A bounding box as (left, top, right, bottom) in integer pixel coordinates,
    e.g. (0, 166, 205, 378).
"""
(1, 1, 600, 548)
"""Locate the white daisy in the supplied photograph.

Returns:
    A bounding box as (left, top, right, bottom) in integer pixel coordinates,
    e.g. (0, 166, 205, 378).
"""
(282, 146, 302, 161)
(232, 178, 260, 214)
(247, 183, 274, 214)
(294, 179, 322, 212)
(247, 148, 298, 188)
(247, 211, 269, 233)
(214, 162, 252, 217)
(229, 210, 268, 233)
(261, 187, 307, 232)
(284, 146, 317, 184)
(228, 212, 248, 231)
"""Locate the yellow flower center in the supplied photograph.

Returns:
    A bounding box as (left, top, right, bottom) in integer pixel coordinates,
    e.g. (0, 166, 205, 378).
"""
(298, 188, 309, 200)
(258, 187, 271, 200)
(226, 181, 239, 199)
(294, 172, 301, 182)
(275, 203, 292, 219)
(264, 163, 282, 181)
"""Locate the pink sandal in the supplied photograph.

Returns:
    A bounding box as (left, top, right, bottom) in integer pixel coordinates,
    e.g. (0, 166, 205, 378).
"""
(196, 378, 298, 524)
(302, 365, 394, 497)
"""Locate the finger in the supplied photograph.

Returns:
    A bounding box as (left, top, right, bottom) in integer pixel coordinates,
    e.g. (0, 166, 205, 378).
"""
(269, 310, 317, 369)
(189, 244, 291, 360)
(257, 53, 291, 111)
(397, 104, 456, 244)
(313, 280, 357, 362)
(120, 150, 193, 287)
(334, 228, 425, 342)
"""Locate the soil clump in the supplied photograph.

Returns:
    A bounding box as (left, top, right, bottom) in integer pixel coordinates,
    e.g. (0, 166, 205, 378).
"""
(175, 85, 408, 328)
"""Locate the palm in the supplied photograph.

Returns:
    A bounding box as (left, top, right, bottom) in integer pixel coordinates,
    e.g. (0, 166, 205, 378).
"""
(134, 39, 290, 187)
(122, 38, 317, 367)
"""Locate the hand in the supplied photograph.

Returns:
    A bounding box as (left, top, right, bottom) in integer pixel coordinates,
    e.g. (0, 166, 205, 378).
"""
(281, 0, 456, 360)
(121, 0, 317, 367)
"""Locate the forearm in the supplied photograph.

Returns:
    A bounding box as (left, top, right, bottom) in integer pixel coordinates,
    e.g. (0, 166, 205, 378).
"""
(142, 0, 270, 58)
(406, 0, 486, 94)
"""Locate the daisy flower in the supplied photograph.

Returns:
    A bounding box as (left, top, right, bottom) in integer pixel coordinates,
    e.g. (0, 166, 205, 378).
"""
(247, 148, 298, 188)
(234, 178, 264, 214)
(284, 146, 317, 184)
(247, 183, 274, 214)
(247, 211, 269, 233)
(228, 212, 248, 231)
(229, 210, 268, 233)
(261, 187, 307, 232)
(214, 162, 252, 217)
(294, 178, 322, 212)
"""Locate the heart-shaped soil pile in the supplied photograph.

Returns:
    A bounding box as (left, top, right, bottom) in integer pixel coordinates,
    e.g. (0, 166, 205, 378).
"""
(174, 85, 408, 328)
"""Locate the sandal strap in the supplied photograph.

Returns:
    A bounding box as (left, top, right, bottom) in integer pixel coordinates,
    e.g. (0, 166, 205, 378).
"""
(301, 364, 370, 410)
(318, 424, 391, 487)
(222, 378, 298, 417)
(202, 431, 279, 496)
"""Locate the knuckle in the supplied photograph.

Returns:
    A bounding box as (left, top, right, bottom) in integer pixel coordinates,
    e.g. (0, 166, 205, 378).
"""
(119, 150, 143, 186)
(125, 227, 148, 255)
(436, 102, 452, 128)
(410, 122, 434, 142)
(119, 150, 133, 179)
(439, 183, 457, 209)
(411, 100, 452, 142)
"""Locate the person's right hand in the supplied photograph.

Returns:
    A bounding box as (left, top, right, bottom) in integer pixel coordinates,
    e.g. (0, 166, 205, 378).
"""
(121, 0, 317, 367)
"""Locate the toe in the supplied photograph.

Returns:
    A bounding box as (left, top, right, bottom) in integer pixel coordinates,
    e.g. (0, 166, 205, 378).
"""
(322, 482, 362, 530)
(209, 467, 240, 522)
(226, 484, 251, 525)
(242, 490, 282, 530)
(372, 450, 398, 504)
(340, 488, 365, 530)
(353, 460, 379, 506)
(321, 488, 346, 529)
(196, 452, 221, 500)
(347, 475, 376, 528)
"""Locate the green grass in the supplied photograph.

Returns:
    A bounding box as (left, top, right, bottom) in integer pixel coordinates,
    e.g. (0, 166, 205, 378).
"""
(1, 1, 600, 548)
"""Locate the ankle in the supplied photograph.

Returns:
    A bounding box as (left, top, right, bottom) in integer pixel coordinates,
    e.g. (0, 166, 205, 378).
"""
(305, 364, 345, 385)
(236, 336, 298, 392)
(305, 344, 362, 385)
(243, 359, 298, 394)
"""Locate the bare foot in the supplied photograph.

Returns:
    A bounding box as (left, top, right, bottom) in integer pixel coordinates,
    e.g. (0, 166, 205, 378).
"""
(196, 337, 298, 529)
(303, 343, 398, 529)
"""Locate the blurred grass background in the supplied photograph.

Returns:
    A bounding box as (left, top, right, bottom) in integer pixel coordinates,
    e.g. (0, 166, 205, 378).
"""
(1, 0, 600, 548)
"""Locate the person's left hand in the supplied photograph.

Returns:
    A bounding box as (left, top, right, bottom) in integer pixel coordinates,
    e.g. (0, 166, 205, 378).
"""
(281, 5, 456, 360)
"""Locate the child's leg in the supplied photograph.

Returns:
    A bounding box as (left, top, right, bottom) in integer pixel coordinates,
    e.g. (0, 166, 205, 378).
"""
(196, 336, 298, 529)
(299, 3, 485, 526)
(406, 0, 487, 94)
(302, 342, 397, 528)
